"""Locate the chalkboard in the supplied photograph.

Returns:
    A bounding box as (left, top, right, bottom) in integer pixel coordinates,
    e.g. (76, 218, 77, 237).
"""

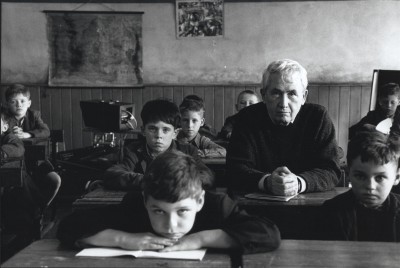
(45, 11, 143, 87)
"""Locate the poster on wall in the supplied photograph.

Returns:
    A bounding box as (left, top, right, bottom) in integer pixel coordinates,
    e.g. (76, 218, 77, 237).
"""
(45, 11, 143, 87)
(176, 0, 224, 38)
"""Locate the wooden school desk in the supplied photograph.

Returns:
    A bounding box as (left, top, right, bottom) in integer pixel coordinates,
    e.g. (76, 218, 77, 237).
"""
(236, 187, 350, 239)
(242, 239, 400, 268)
(1, 239, 234, 268)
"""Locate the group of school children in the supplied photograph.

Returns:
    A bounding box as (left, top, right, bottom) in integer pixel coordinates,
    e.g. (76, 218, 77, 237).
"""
(1, 81, 399, 259)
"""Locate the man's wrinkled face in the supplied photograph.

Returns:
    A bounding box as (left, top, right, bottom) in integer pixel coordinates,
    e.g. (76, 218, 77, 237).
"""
(262, 72, 307, 126)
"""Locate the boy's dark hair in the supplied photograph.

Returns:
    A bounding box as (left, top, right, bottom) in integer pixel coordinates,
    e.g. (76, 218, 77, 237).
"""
(347, 130, 400, 167)
(5, 84, 30, 102)
(141, 99, 180, 128)
(142, 150, 214, 202)
(237, 90, 260, 102)
(179, 95, 205, 114)
(378, 83, 400, 99)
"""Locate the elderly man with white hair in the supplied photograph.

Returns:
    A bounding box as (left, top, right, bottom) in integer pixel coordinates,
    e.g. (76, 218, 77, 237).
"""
(226, 59, 341, 196)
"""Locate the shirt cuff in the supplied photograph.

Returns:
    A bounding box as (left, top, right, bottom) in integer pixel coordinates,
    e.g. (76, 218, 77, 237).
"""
(258, 174, 271, 191)
(297, 176, 306, 193)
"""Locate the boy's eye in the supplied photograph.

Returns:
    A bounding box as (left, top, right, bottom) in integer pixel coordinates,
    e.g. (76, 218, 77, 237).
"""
(178, 209, 189, 215)
(153, 209, 165, 215)
(375, 175, 386, 182)
(162, 128, 171, 134)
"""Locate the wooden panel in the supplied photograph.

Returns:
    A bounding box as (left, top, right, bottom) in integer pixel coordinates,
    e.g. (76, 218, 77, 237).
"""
(214, 86, 224, 132)
(307, 85, 319, 104)
(349, 86, 362, 127)
(224, 86, 236, 120)
(61, 89, 72, 150)
(71, 89, 83, 149)
(81, 89, 93, 147)
(28, 86, 40, 111)
(0, 83, 369, 151)
(328, 86, 340, 141)
(40, 87, 52, 130)
(338, 86, 350, 156)
(203, 86, 215, 128)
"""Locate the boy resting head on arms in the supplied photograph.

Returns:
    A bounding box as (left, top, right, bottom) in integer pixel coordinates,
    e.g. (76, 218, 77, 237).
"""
(321, 129, 400, 241)
(57, 150, 281, 253)
(177, 97, 226, 158)
(218, 90, 260, 140)
(349, 83, 400, 140)
(4, 84, 50, 139)
(103, 99, 200, 190)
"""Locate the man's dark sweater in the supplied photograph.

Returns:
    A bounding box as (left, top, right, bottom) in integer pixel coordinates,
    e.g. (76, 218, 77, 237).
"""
(226, 102, 341, 193)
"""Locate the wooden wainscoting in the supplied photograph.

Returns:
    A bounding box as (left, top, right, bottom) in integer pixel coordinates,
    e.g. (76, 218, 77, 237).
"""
(0, 83, 371, 156)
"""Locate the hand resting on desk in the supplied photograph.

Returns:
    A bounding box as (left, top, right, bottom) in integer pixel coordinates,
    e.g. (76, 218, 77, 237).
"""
(265, 166, 299, 196)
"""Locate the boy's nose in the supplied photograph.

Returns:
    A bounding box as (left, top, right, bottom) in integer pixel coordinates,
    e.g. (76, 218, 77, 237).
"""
(166, 214, 178, 231)
(366, 178, 377, 190)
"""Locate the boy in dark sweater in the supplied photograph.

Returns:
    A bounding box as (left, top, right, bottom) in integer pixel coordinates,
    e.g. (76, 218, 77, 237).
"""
(349, 83, 400, 140)
(57, 151, 280, 253)
(320, 130, 400, 241)
(103, 99, 200, 190)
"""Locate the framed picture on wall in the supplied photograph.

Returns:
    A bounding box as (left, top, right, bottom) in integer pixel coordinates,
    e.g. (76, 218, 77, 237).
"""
(176, 0, 224, 38)
(45, 11, 144, 87)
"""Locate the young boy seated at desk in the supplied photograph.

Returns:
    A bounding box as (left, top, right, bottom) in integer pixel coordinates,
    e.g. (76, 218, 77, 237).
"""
(349, 83, 400, 140)
(181, 95, 218, 140)
(2, 83, 60, 191)
(1, 114, 58, 245)
(320, 130, 400, 241)
(218, 90, 260, 141)
(57, 151, 281, 253)
(177, 97, 226, 158)
(103, 99, 199, 190)
(3, 84, 50, 139)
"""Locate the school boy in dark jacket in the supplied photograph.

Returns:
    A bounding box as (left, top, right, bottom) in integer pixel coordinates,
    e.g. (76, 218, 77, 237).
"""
(58, 151, 280, 253)
(103, 99, 200, 190)
(320, 130, 400, 241)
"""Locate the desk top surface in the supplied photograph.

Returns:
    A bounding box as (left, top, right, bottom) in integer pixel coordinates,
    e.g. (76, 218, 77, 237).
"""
(242, 239, 400, 268)
(3, 239, 398, 268)
(237, 187, 350, 207)
(1, 239, 232, 268)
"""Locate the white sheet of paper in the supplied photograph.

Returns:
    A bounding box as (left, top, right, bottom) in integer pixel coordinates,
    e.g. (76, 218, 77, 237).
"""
(76, 247, 207, 261)
(376, 118, 393, 134)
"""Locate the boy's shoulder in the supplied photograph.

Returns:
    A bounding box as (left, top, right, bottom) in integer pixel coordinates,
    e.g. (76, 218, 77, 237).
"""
(173, 139, 198, 155)
(322, 189, 355, 209)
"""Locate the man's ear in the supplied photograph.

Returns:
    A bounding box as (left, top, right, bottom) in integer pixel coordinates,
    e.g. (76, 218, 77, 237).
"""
(302, 89, 308, 104)
(196, 190, 205, 212)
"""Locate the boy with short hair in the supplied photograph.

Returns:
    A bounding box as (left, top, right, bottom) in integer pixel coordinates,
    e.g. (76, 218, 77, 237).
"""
(320, 130, 400, 241)
(103, 99, 200, 190)
(4, 84, 50, 139)
(177, 97, 226, 158)
(57, 151, 281, 253)
(218, 90, 260, 140)
(349, 83, 400, 140)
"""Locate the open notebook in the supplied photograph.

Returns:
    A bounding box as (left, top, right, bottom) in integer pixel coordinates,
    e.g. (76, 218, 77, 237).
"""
(245, 192, 298, 202)
(76, 247, 207, 261)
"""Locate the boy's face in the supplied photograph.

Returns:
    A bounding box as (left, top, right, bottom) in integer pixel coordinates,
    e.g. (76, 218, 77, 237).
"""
(142, 121, 178, 156)
(349, 156, 400, 209)
(180, 111, 205, 141)
(378, 94, 400, 117)
(144, 191, 205, 239)
(236, 93, 259, 111)
(8, 94, 31, 119)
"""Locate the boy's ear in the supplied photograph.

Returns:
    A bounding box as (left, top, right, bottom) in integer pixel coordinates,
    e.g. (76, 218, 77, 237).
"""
(394, 169, 400, 186)
(196, 190, 205, 212)
(200, 117, 205, 127)
(27, 100, 32, 108)
(173, 128, 179, 139)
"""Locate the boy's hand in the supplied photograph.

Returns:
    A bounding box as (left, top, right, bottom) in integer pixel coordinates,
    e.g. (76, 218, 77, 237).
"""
(120, 232, 178, 251)
(12, 127, 31, 139)
(159, 233, 202, 252)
